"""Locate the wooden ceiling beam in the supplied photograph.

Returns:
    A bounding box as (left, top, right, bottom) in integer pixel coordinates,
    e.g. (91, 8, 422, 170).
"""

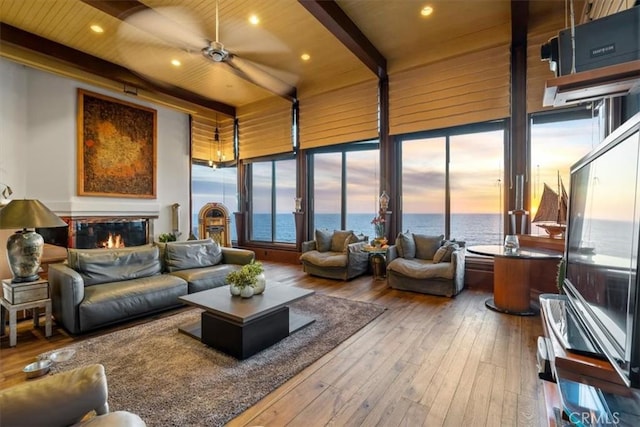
(80, 0, 150, 21)
(298, 0, 387, 79)
(0, 23, 235, 116)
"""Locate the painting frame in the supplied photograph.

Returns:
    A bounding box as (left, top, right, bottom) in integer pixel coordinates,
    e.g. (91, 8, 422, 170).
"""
(77, 89, 157, 198)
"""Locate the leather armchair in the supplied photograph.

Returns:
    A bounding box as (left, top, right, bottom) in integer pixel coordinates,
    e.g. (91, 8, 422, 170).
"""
(0, 364, 145, 427)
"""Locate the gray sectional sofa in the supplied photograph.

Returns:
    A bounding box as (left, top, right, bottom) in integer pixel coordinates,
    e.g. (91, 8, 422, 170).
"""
(49, 239, 254, 334)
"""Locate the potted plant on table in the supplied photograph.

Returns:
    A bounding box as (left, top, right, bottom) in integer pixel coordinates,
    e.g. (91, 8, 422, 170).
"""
(225, 261, 265, 298)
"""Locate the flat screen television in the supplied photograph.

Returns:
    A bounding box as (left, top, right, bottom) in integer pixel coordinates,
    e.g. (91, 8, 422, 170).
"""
(564, 111, 640, 390)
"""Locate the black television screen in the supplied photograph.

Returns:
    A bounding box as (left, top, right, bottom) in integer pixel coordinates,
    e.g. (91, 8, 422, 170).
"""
(564, 111, 640, 389)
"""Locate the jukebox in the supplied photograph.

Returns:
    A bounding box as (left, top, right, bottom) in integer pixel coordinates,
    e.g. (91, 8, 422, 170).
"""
(198, 203, 231, 247)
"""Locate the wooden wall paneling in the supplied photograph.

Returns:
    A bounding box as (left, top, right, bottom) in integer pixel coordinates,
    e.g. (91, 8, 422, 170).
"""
(237, 97, 293, 159)
(299, 79, 378, 149)
(388, 44, 511, 135)
(191, 116, 235, 163)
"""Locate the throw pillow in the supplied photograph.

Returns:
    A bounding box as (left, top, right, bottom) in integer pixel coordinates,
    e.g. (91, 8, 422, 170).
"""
(343, 232, 359, 251)
(331, 230, 355, 252)
(315, 229, 332, 252)
(165, 239, 222, 272)
(413, 234, 444, 260)
(433, 242, 459, 263)
(395, 232, 416, 259)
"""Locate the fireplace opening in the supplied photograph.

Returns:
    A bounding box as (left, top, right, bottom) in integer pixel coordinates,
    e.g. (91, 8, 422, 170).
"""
(37, 217, 153, 249)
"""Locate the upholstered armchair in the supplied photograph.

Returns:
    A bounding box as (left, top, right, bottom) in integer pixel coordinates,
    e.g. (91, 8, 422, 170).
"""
(0, 364, 146, 427)
(386, 233, 465, 297)
(300, 230, 369, 280)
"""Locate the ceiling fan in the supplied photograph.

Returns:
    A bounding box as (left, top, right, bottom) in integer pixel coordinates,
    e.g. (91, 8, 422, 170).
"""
(116, 0, 297, 101)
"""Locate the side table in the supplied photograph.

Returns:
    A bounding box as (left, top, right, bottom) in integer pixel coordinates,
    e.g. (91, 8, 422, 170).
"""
(1, 280, 52, 347)
(363, 246, 388, 280)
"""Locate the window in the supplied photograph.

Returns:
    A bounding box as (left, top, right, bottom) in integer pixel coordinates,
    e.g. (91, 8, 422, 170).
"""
(191, 164, 238, 240)
(530, 107, 601, 236)
(400, 122, 505, 245)
(249, 158, 296, 243)
(310, 142, 379, 238)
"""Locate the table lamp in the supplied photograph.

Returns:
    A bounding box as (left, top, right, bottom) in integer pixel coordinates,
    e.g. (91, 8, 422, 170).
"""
(0, 199, 67, 283)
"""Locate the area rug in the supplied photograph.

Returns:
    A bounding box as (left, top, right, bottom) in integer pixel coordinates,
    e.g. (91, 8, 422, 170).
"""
(45, 294, 385, 427)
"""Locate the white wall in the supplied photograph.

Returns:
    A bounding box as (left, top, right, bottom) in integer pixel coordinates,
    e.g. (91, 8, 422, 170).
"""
(0, 58, 192, 244)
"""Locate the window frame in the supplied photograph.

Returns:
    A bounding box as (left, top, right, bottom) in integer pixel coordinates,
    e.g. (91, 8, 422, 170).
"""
(306, 140, 380, 236)
(245, 153, 297, 246)
(395, 120, 507, 241)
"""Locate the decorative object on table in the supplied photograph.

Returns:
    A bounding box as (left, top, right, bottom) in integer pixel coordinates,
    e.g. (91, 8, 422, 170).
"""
(158, 232, 177, 243)
(0, 199, 67, 283)
(504, 234, 520, 253)
(225, 261, 264, 297)
(532, 172, 568, 238)
(77, 89, 157, 198)
(371, 215, 386, 239)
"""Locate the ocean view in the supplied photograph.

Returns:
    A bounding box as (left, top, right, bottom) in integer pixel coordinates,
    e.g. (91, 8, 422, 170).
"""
(243, 213, 505, 246)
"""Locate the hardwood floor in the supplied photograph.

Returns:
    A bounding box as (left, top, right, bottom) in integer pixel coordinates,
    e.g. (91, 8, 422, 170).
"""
(0, 261, 546, 426)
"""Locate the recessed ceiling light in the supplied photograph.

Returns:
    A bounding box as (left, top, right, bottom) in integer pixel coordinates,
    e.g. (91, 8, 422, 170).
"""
(90, 24, 104, 33)
(421, 6, 434, 17)
(249, 15, 259, 25)
(301, 53, 311, 61)
(171, 59, 181, 67)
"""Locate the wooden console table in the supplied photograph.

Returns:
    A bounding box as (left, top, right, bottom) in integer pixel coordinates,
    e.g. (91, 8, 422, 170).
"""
(467, 245, 562, 316)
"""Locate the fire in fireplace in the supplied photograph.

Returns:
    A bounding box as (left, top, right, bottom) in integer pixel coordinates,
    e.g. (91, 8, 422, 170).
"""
(101, 232, 125, 248)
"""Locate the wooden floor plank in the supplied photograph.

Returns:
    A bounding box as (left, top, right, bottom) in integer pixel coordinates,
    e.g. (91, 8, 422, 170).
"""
(0, 261, 548, 426)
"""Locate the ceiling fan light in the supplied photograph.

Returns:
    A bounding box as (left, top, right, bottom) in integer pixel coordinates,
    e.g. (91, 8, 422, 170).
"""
(202, 42, 229, 63)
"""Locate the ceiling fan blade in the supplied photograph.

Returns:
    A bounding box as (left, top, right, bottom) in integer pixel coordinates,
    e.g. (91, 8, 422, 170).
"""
(122, 6, 208, 51)
(226, 55, 297, 100)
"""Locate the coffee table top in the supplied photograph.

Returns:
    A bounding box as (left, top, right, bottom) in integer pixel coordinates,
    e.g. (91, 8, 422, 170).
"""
(178, 285, 315, 324)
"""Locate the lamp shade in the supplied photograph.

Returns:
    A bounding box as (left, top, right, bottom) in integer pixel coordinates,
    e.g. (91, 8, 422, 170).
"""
(0, 199, 67, 229)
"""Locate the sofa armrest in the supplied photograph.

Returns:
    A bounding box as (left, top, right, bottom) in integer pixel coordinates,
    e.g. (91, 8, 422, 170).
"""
(221, 247, 255, 265)
(386, 245, 399, 264)
(301, 240, 317, 253)
(451, 248, 466, 292)
(49, 263, 86, 335)
(0, 364, 109, 427)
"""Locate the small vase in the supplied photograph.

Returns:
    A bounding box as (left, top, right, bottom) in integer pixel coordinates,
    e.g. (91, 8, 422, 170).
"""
(240, 286, 254, 298)
(253, 273, 266, 295)
(229, 284, 242, 296)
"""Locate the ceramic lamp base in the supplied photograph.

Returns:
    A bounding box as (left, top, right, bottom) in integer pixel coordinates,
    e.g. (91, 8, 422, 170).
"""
(7, 229, 43, 283)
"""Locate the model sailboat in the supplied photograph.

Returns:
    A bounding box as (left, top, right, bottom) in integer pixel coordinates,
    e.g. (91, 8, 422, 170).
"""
(532, 173, 568, 238)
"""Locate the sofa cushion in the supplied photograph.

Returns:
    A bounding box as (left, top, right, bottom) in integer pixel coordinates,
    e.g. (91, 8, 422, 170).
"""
(168, 264, 241, 293)
(164, 239, 222, 272)
(413, 234, 444, 260)
(387, 258, 454, 280)
(433, 242, 459, 263)
(396, 232, 416, 259)
(78, 274, 187, 331)
(300, 250, 348, 267)
(315, 229, 333, 252)
(331, 230, 354, 253)
(68, 245, 162, 287)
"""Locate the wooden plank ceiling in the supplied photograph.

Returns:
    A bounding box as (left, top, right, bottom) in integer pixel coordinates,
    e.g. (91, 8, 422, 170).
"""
(0, 0, 632, 117)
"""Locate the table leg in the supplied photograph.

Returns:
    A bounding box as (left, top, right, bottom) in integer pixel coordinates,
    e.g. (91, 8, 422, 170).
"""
(9, 308, 17, 347)
(1, 304, 6, 337)
(33, 307, 40, 328)
(45, 301, 52, 338)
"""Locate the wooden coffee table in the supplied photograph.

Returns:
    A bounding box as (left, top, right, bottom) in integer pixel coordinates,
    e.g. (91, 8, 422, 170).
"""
(178, 285, 315, 359)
